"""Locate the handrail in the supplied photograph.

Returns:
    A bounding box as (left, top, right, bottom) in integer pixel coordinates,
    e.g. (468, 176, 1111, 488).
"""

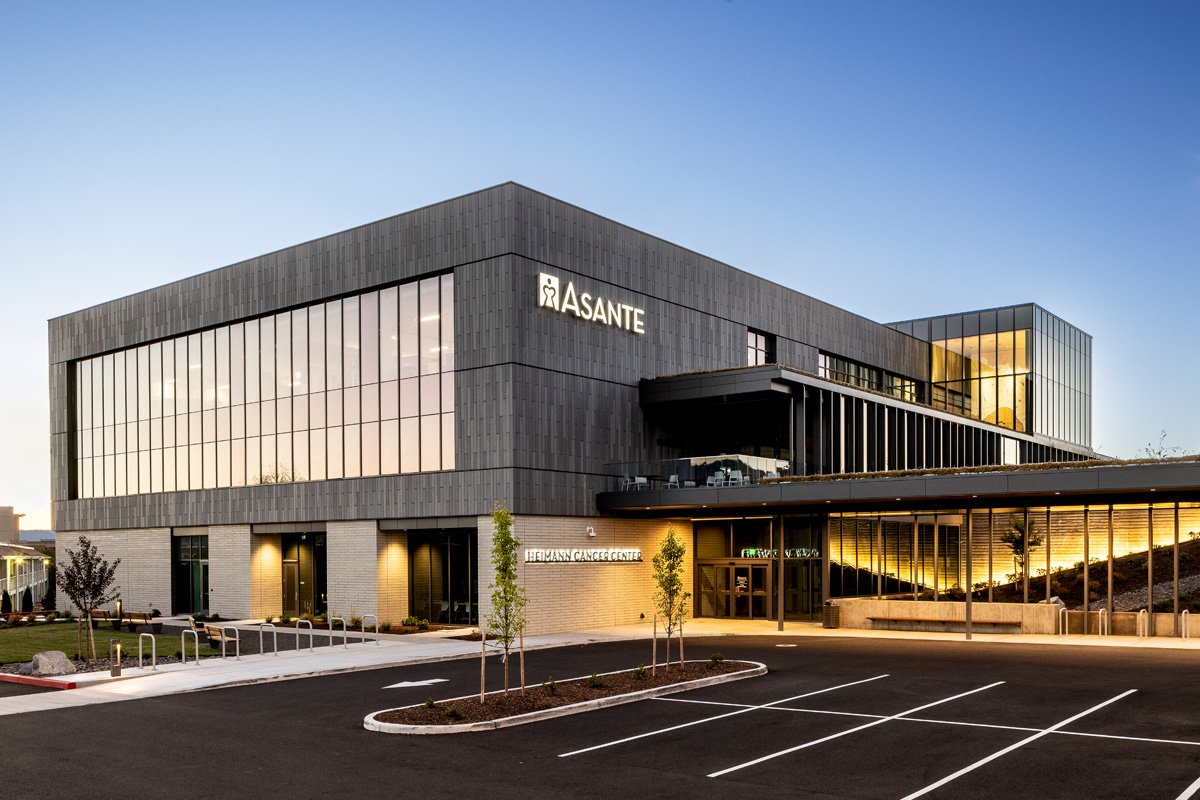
(1058, 606, 1069, 635)
(138, 633, 157, 670)
(259, 623, 278, 656)
(1096, 608, 1109, 637)
(181, 629, 200, 665)
(221, 626, 240, 660)
(295, 619, 314, 652)
(1137, 608, 1149, 638)
(1181, 609, 1190, 639)
(329, 616, 348, 649)
(361, 614, 380, 645)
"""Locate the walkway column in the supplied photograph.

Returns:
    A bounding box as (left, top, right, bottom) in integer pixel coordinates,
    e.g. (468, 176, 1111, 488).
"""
(965, 511, 973, 641)
(1174, 503, 1180, 637)
(1148, 506, 1154, 637)
(777, 516, 784, 632)
(1083, 507, 1090, 635)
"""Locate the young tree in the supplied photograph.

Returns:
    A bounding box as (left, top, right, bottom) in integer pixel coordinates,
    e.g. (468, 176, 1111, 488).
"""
(653, 525, 691, 668)
(1000, 516, 1044, 584)
(485, 502, 526, 694)
(56, 536, 121, 660)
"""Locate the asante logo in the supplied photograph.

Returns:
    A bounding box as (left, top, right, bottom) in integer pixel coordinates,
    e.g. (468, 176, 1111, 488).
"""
(537, 272, 645, 335)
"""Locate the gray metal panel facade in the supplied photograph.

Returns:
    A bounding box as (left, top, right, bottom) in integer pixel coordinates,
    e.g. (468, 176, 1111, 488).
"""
(51, 183, 937, 531)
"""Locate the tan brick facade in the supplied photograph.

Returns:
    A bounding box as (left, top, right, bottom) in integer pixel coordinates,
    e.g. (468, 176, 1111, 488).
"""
(326, 520, 381, 620)
(55, 529, 171, 614)
(376, 530, 409, 625)
(250, 534, 282, 619)
(208, 525, 252, 619)
(477, 514, 694, 635)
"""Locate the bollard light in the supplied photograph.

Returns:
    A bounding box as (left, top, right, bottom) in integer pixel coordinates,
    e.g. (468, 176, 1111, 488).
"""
(110, 639, 122, 677)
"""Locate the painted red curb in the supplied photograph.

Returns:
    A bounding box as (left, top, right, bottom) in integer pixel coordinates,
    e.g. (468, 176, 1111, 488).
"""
(0, 673, 77, 690)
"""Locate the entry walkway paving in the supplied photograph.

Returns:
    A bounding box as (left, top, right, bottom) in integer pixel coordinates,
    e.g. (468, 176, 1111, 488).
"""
(4, 615, 1198, 718)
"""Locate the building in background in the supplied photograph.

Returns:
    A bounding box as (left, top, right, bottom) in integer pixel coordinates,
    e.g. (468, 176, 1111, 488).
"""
(0, 507, 22, 544)
(52, 183, 1184, 637)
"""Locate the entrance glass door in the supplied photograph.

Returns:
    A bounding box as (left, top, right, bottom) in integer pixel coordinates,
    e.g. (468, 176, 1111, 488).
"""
(698, 561, 772, 620)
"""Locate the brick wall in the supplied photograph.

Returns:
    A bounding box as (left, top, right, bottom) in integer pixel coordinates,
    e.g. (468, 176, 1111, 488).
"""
(55, 529, 171, 614)
(250, 534, 282, 619)
(208, 525, 252, 619)
(376, 530, 409, 625)
(327, 520, 379, 619)
(477, 514, 694, 635)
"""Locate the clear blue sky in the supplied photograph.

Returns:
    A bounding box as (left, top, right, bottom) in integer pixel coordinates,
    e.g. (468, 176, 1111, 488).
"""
(1, 1, 1197, 528)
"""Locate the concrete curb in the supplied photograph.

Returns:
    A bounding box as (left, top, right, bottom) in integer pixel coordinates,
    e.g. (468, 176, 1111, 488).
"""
(363, 660, 768, 735)
(0, 673, 77, 690)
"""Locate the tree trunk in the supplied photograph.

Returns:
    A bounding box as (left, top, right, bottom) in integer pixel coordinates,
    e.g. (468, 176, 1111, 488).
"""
(664, 630, 671, 669)
(503, 648, 510, 694)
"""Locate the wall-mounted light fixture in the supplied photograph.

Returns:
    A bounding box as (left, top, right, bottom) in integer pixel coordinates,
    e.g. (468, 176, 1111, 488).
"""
(585, 526, 596, 538)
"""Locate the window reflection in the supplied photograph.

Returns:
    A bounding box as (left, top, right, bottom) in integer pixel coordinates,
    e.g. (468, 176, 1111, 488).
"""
(71, 273, 455, 498)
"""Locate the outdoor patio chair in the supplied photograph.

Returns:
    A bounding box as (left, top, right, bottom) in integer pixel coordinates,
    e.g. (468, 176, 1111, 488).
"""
(666, 474, 680, 489)
(633, 476, 650, 490)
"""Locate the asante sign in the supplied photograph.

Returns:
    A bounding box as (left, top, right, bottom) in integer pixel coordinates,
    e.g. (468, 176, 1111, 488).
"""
(537, 272, 645, 334)
(739, 548, 821, 559)
(525, 548, 644, 563)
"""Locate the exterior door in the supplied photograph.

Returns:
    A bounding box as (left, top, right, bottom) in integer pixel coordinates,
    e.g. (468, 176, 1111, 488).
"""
(283, 562, 299, 618)
(697, 561, 772, 619)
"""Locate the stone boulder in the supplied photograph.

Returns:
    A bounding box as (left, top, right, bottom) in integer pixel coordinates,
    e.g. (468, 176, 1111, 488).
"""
(29, 650, 76, 677)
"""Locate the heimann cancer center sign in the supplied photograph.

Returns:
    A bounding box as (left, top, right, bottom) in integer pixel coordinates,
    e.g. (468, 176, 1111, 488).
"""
(525, 548, 644, 563)
(538, 272, 645, 334)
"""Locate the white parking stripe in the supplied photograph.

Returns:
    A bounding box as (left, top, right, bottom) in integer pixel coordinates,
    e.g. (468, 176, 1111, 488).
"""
(900, 689, 1137, 800)
(1174, 774, 1200, 800)
(557, 673, 889, 758)
(708, 681, 1004, 778)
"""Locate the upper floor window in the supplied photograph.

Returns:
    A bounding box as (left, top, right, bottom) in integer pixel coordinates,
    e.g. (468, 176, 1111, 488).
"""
(747, 330, 775, 366)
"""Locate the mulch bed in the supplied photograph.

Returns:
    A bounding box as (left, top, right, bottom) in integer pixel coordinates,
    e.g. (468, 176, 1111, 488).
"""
(377, 660, 751, 726)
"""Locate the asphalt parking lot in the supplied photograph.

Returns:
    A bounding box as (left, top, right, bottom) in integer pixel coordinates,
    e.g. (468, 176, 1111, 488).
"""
(0, 679, 51, 697)
(4, 636, 1200, 799)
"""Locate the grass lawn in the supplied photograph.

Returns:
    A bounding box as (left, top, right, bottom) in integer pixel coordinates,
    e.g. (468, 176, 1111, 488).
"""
(0, 622, 219, 665)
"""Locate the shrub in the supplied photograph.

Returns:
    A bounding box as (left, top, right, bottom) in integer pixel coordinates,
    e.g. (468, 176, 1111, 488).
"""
(280, 614, 292, 625)
(707, 653, 725, 669)
(417, 619, 430, 631)
(424, 697, 436, 709)
(588, 672, 604, 689)
(543, 676, 557, 695)
(350, 616, 363, 628)
(401, 615, 419, 627)
(444, 707, 461, 720)
(633, 664, 647, 679)
(379, 621, 392, 633)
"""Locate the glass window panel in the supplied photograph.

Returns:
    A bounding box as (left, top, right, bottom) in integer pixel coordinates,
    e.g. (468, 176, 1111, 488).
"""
(215, 327, 230, 408)
(217, 407, 230, 441)
(362, 384, 379, 423)
(361, 422, 380, 476)
(261, 399, 276, 436)
(441, 412, 454, 470)
(231, 404, 244, 440)
(246, 436, 260, 484)
(293, 395, 308, 431)
(327, 389, 343, 427)
(309, 305, 325, 393)
(343, 295, 360, 387)
(441, 372, 453, 414)
(202, 410, 215, 444)
(189, 411, 201, 446)
(361, 291, 379, 385)
(380, 286, 398, 382)
(275, 312, 291, 399)
(293, 430, 308, 482)
(164, 416, 176, 448)
(92, 357, 103, 428)
(420, 374, 439, 415)
(420, 277, 440, 376)
(202, 442, 216, 489)
(399, 283, 419, 379)
(188, 333, 202, 412)
(1015, 374, 1028, 433)
(174, 337, 188, 415)
(420, 415, 440, 471)
(400, 417, 419, 473)
(326, 426, 343, 479)
(343, 386, 360, 425)
(231, 438, 246, 489)
(343, 424, 361, 478)
(980, 377, 998, 424)
(997, 375, 1014, 430)
(217, 441, 230, 488)
(380, 419, 398, 474)
(260, 434, 276, 481)
(127, 351, 139, 425)
(977, 333, 997, 378)
(245, 319, 260, 403)
(276, 433, 292, 481)
(260, 315, 275, 401)
(115, 422, 127, 455)
(231, 323, 245, 406)
(176, 446, 189, 490)
(137, 347, 150, 421)
(400, 377, 419, 418)
(441, 273, 454, 372)
(326, 300, 342, 391)
(310, 392, 326, 429)
(381, 380, 398, 420)
(198, 330, 214, 410)
(291, 308, 307, 395)
(103, 353, 115, 429)
(246, 402, 260, 437)
(997, 331, 1015, 375)
(310, 428, 326, 481)
(961, 336, 979, 380)
(114, 352, 126, 425)
(138, 451, 150, 493)
(115, 453, 126, 496)
(277, 396, 292, 433)
(161, 447, 174, 492)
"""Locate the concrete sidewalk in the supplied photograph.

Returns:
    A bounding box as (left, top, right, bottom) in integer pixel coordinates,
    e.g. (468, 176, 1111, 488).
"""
(4, 617, 1197, 718)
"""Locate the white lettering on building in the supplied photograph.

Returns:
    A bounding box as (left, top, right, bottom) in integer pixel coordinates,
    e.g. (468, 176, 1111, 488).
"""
(524, 548, 644, 563)
(537, 272, 645, 335)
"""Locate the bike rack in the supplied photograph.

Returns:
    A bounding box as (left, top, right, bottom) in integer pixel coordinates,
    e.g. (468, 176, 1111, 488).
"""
(221, 626, 241, 660)
(138, 632, 157, 670)
(1096, 609, 1109, 636)
(329, 616, 349, 649)
(259, 623, 278, 656)
(1137, 608, 1149, 638)
(1058, 606, 1069, 635)
(361, 614, 380, 645)
(295, 619, 314, 652)
(181, 629, 200, 665)
(1182, 609, 1190, 639)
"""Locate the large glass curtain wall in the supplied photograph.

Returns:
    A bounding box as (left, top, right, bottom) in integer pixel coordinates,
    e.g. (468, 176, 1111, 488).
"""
(1032, 308, 1092, 449)
(830, 503, 1200, 610)
(72, 274, 455, 498)
(931, 330, 1031, 432)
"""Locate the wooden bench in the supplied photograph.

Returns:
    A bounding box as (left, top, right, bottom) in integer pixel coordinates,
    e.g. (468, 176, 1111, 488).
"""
(204, 624, 237, 649)
(866, 615, 1022, 632)
(88, 608, 123, 628)
(122, 611, 162, 633)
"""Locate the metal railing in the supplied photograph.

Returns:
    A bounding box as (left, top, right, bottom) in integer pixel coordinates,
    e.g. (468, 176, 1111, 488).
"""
(1096, 609, 1109, 636)
(138, 633, 157, 670)
(1058, 606, 1069, 635)
(220, 626, 240, 660)
(259, 623, 278, 656)
(181, 629, 200, 665)
(1181, 609, 1190, 639)
(361, 614, 380, 645)
(607, 454, 792, 491)
(329, 616, 348, 649)
(295, 619, 314, 652)
(1137, 608, 1150, 638)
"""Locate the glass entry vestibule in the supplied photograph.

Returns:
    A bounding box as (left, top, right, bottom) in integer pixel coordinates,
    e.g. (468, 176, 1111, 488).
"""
(282, 532, 327, 618)
(409, 529, 478, 625)
(694, 516, 823, 621)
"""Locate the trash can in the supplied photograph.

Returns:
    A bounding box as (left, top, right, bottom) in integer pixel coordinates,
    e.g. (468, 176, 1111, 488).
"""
(822, 601, 840, 629)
